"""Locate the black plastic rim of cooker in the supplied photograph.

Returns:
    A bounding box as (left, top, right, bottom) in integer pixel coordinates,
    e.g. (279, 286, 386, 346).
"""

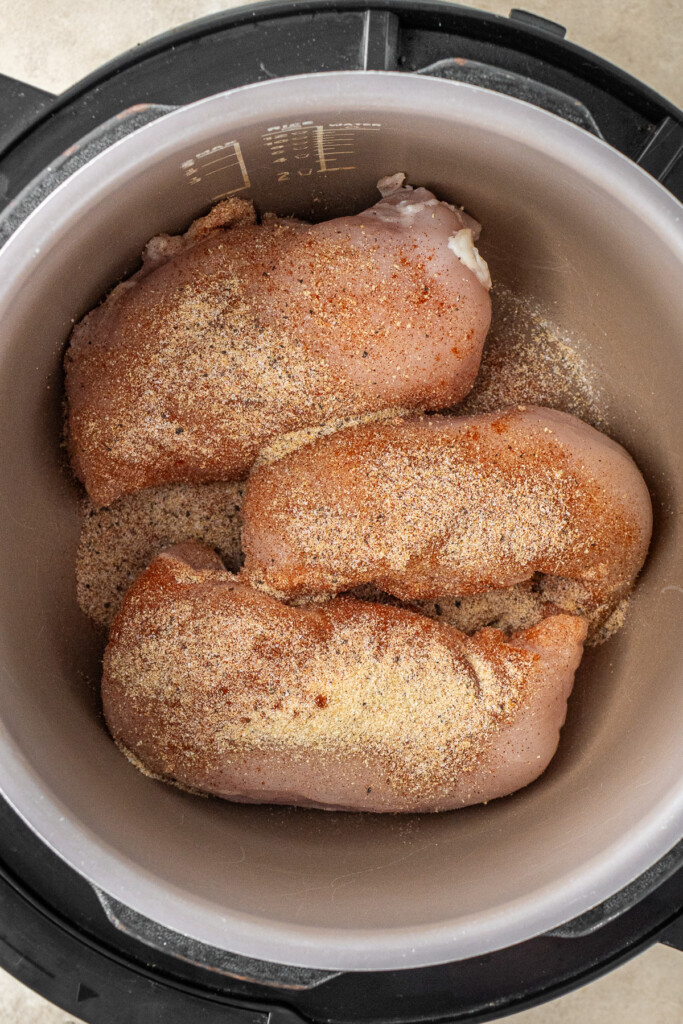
(0, 3, 681, 1023)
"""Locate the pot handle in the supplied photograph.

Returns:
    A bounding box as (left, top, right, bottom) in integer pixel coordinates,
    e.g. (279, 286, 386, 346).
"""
(0, 73, 55, 156)
(417, 57, 604, 138)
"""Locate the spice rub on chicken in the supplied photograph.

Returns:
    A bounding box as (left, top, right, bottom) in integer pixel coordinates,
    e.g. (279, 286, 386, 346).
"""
(102, 543, 587, 813)
(242, 406, 652, 612)
(66, 178, 491, 508)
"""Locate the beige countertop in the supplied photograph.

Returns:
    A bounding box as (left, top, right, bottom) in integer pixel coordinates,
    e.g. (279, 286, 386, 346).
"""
(0, 2, 681, 1022)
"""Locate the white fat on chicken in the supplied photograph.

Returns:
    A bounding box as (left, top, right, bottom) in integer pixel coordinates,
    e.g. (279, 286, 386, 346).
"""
(375, 172, 491, 289)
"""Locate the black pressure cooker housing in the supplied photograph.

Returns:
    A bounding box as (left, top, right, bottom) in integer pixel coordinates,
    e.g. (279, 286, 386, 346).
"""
(0, 3, 681, 1022)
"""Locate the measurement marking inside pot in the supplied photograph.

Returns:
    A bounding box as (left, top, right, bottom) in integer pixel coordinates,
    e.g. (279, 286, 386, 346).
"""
(204, 161, 243, 177)
(263, 123, 381, 180)
(180, 140, 251, 199)
(201, 153, 243, 168)
(316, 126, 327, 173)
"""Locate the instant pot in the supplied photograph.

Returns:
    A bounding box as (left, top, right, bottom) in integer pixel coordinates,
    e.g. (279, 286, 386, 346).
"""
(0, 2, 681, 1021)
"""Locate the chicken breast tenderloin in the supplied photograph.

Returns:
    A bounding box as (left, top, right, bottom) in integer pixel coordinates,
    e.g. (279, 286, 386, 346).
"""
(242, 406, 652, 609)
(66, 181, 491, 507)
(102, 543, 587, 813)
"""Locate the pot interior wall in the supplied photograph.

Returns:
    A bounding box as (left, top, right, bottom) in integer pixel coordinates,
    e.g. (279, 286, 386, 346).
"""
(0, 76, 681, 969)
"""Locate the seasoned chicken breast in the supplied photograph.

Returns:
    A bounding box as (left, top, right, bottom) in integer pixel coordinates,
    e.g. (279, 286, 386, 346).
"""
(242, 406, 652, 609)
(66, 181, 491, 507)
(102, 543, 587, 813)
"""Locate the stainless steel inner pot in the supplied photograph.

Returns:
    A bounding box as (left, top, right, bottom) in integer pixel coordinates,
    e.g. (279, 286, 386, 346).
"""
(0, 72, 680, 972)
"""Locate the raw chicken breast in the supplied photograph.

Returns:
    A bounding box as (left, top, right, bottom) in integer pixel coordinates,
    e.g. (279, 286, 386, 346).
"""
(242, 406, 652, 609)
(102, 543, 587, 813)
(66, 180, 491, 507)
